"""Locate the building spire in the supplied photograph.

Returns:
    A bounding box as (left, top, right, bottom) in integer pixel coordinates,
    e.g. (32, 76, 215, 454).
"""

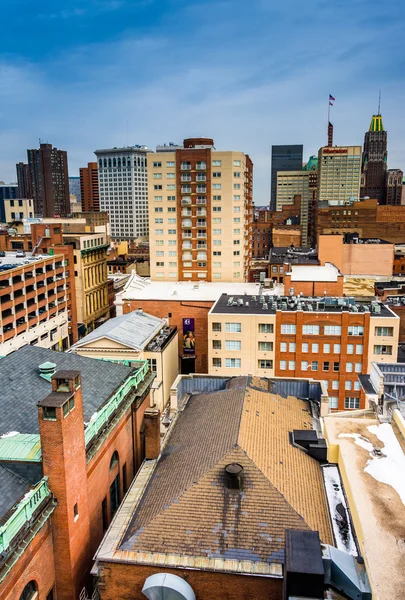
(378, 90, 381, 115)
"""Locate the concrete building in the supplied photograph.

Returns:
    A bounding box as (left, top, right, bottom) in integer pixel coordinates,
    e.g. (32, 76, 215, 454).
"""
(318, 146, 362, 205)
(318, 234, 394, 276)
(0, 184, 18, 222)
(0, 346, 155, 600)
(95, 146, 150, 241)
(0, 251, 70, 356)
(148, 138, 253, 282)
(26, 143, 70, 217)
(80, 162, 100, 212)
(276, 169, 314, 245)
(16, 162, 30, 199)
(270, 144, 303, 210)
(93, 373, 374, 600)
(208, 294, 399, 411)
(317, 197, 405, 243)
(4, 197, 34, 222)
(71, 310, 178, 410)
(116, 274, 272, 373)
(63, 232, 109, 335)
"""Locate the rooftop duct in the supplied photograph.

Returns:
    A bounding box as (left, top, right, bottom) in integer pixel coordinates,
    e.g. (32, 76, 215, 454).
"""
(224, 462, 244, 490)
(142, 573, 196, 600)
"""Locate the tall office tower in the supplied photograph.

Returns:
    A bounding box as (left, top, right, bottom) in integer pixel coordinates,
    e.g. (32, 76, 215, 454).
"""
(80, 162, 100, 212)
(27, 143, 70, 217)
(385, 169, 403, 206)
(318, 146, 362, 205)
(270, 145, 303, 211)
(148, 137, 253, 282)
(68, 176, 81, 203)
(360, 114, 387, 203)
(0, 184, 18, 222)
(16, 162, 30, 198)
(95, 146, 150, 241)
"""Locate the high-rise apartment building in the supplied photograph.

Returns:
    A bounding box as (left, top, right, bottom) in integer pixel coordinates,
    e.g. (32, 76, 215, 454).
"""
(16, 162, 30, 198)
(95, 146, 150, 241)
(385, 168, 403, 206)
(80, 162, 99, 212)
(27, 143, 70, 217)
(318, 146, 362, 205)
(270, 145, 303, 210)
(360, 114, 387, 204)
(148, 137, 253, 283)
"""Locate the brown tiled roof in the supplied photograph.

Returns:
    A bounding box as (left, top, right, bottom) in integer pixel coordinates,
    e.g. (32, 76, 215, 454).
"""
(120, 378, 333, 560)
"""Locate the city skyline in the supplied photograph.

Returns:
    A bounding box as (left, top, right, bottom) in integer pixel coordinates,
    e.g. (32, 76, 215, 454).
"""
(0, 0, 404, 202)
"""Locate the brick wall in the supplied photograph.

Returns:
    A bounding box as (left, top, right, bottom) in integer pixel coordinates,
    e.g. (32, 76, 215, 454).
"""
(123, 299, 214, 373)
(283, 275, 344, 297)
(0, 520, 56, 600)
(98, 562, 283, 600)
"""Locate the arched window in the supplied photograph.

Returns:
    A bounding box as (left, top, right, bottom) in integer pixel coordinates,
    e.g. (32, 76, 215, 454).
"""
(110, 451, 119, 470)
(99, 159, 102, 169)
(117, 158, 121, 167)
(122, 157, 126, 167)
(20, 581, 38, 600)
(103, 158, 107, 168)
(108, 158, 112, 168)
(113, 158, 116, 167)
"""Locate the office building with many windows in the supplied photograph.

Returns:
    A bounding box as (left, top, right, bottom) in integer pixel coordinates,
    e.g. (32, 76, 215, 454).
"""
(208, 294, 399, 412)
(318, 146, 362, 205)
(270, 144, 303, 210)
(95, 146, 150, 241)
(148, 137, 253, 282)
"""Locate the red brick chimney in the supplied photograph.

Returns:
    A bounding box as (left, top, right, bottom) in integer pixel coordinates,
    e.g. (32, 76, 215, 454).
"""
(37, 370, 91, 600)
(144, 408, 161, 460)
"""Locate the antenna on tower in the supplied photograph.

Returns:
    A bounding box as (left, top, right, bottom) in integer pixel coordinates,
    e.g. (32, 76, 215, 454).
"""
(378, 90, 381, 115)
(126, 121, 129, 147)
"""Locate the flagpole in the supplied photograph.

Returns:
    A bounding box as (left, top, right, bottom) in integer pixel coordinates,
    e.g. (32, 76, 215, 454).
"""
(328, 95, 331, 143)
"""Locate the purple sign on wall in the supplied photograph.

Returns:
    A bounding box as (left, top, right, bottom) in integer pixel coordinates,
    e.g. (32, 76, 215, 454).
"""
(183, 318, 195, 355)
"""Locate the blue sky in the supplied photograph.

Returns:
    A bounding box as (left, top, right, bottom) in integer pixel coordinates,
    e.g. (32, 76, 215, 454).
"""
(1, 0, 404, 202)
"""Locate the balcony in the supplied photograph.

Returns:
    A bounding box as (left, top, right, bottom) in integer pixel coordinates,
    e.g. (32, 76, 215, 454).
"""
(197, 220, 206, 228)
(181, 186, 192, 193)
(197, 243, 207, 249)
(182, 232, 192, 239)
(196, 162, 206, 170)
(196, 174, 206, 181)
(182, 209, 192, 217)
(182, 242, 192, 249)
(180, 163, 191, 171)
(182, 253, 193, 261)
(196, 198, 206, 205)
(182, 220, 192, 228)
(181, 174, 191, 182)
(197, 253, 207, 260)
(197, 208, 206, 216)
(196, 186, 206, 193)
(197, 233, 207, 239)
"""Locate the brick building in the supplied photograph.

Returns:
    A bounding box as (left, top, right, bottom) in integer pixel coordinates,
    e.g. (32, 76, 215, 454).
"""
(317, 198, 405, 244)
(283, 263, 344, 297)
(80, 162, 100, 212)
(208, 294, 399, 412)
(93, 374, 372, 600)
(0, 346, 155, 600)
(269, 246, 319, 284)
(318, 234, 394, 277)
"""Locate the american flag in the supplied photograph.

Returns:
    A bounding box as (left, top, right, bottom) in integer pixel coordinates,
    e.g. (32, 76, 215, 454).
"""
(329, 94, 336, 101)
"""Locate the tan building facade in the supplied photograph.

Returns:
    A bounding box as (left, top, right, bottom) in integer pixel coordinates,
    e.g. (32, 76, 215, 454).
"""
(4, 198, 34, 222)
(318, 234, 394, 276)
(148, 138, 253, 282)
(276, 171, 311, 245)
(63, 233, 109, 333)
(318, 146, 362, 204)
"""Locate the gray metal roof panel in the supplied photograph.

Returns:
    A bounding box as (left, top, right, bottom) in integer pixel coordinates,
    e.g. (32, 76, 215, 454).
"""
(0, 346, 134, 435)
(0, 465, 31, 522)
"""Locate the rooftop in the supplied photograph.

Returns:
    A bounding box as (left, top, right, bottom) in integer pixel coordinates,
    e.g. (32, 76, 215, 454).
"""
(288, 263, 340, 282)
(0, 465, 31, 523)
(71, 310, 167, 353)
(269, 246, 319, 265)
(210, 294, 395, 317)
(324, 413, 405, 600)
(98, 376, 332, 573)
(94, 146, 150, 154)
(0, 251, 62, 274)
(0, 346, 134, 435)
(118, 274, 270, 302)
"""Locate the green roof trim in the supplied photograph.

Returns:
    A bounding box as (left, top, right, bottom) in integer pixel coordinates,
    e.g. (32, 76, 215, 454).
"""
(0, 433, 42, 462)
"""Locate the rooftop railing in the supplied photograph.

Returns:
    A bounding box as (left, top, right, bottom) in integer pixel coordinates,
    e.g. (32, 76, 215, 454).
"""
(84, 360, 149, 447)
(0, 477, 51, 555)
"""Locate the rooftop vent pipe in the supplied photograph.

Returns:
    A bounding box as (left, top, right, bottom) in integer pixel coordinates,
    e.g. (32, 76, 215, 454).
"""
(225, 463, 244, 490)
(38, 362, 57, 382)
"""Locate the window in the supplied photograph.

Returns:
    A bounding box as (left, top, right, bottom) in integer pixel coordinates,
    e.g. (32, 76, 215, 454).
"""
(166, 161, 175, 167)
(233, 229, 240, 234)
(312, 343, 319, 352)
(213, 184, 222, 190)
(311, 361, 318, 371)
(148, 358, 157, 372)
(281, 324, 296, 334)
(334, 344, 341, 353)
(19, 581, 38, 600)
(373, 345, 392, 355)
(332, 380, 339, 390)
(226, 322, 241, 332)
(302, 342, 309, 353)
(323, 361, 330, 371)
(234, 171, 241, 177)
(333, 362, 340, 372)
(301, 361, 308, 371)
(233, 195, 241, 200)
(212, 160, 222, 166)
(355, 362, 362, 373)
(280, 342, 287, 352)
(213, 229, 222, 235)
(212, 340, 222, 349)
(213, 172, 222, 178)
(154, 184, 163, 190)
(153, 173, 162, 179)
(303, 325, 320, 335)
(375, 326, 393, 336)
(167, 173, 175, 179)
(346, 363, 353, 372)
(289, 342, 296, 352)
(356, 344, 363, 354)
(324, 325, 342, 335)
(155, 229, 163, 235)
(329, 397, 339, 409)
(234, 183, 241, 189)
(258, 341, 273, 352)
(234, 160, 241, 166)
(345, 380, 352, 390)
(225, 358, 241, 368)
(347, 344, 354, 354)
(348, 326, 364, 336)
(280, 360, 287, 371)
(154, 218, 163, 223)
(212, 322, 222, 332)
(213, 195, 222, 201)
(226, 340, 241, 350)
(258, 359, 273, 369)
(43, 406, 56, 421)
(153, 161, 162, 167)
(323, 343, 330, 353)
(289, 360, 296, 370)
(213, 206, 222, 212)
(259, 323, 273, 333)
(74, 503, 79, 519)
(110, 451, 119, 469)
(345, 397, 360, 409)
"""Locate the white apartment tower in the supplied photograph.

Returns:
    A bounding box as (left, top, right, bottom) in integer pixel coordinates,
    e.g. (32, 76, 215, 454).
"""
(148, 137, 253, 282)
(95, 146, 150, 241)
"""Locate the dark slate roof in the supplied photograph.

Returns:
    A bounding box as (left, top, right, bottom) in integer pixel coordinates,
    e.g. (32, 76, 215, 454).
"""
(358, 374, 377, 395)
(0, 465, 31, 523)
(0, 346, 134, 435)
